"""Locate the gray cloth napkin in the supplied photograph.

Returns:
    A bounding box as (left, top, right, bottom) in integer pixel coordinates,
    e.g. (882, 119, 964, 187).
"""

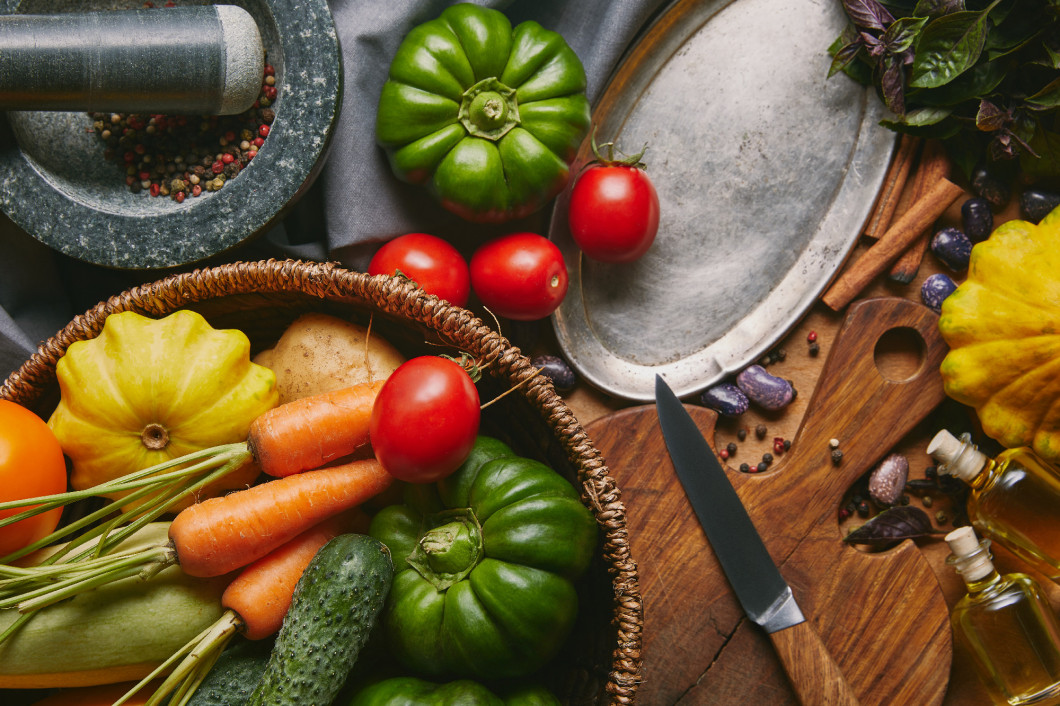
(0, 0, 667, 383)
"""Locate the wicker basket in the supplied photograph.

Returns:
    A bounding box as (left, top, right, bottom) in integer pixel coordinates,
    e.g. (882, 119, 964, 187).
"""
(0, 259, 642, 705)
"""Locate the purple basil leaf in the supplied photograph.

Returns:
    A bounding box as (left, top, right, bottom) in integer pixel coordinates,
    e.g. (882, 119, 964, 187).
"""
(842, 0, 896, 31)
(909, 6, 995, 88)
(829, 41, 865, 77)
(914, 0, 966, 16)
(880, 55, 907, 114)
(975, 99, 1008, 131)
(843, 506, 940, 547)
(882, 16, 929, 54)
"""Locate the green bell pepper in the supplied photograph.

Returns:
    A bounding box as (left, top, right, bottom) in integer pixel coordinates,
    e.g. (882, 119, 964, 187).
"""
(346, 676, 561, 706)
(375, 3, 591, 223)
(368, 436, 597, 680)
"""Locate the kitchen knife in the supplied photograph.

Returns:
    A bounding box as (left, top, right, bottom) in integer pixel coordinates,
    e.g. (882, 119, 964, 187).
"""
(655, 374, 861, 705)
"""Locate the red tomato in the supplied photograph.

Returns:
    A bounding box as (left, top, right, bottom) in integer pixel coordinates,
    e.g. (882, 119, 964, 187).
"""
(568, 163, 660, 263)
(469, 232, 568, 321)
(0, 400, 67, 557)
(368, 233, 471, 308)
(369, 356, 480, 484)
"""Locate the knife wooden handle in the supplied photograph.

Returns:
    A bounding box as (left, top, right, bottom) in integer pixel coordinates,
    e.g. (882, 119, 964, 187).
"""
(769, 621, 861, 706)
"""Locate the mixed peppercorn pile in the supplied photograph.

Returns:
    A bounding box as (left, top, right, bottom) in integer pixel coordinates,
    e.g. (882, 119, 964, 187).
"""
(88, 62, 277, 202)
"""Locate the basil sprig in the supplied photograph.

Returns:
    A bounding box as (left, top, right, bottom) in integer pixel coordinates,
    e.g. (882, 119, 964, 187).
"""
(830, 0, 1060, 179)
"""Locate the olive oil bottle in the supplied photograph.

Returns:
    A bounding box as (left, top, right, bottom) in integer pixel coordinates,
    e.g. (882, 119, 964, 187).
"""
(929, 430, 1060, 581)
(946, 526, 1060, 705)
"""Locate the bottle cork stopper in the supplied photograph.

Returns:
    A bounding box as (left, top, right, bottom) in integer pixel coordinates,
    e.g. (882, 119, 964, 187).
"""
(946, 526, 994, 582)
(927, 429, 986, 482)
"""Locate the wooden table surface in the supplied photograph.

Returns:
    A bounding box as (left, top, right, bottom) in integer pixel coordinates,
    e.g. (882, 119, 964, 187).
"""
(539, 191, 1060, 705)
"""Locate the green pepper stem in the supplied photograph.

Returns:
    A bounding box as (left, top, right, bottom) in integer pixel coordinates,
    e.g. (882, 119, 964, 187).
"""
(406, 508, 483, 590)
(459, 77, 519, 140)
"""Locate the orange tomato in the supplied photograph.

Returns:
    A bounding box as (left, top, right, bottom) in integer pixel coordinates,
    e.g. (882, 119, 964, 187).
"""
(0, 400, 67, 557)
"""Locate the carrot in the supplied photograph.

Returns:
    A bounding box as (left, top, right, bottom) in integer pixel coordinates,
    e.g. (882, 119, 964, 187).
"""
(0, 458, 393, 625)
(170, 457, 391, 578)
(247, 379, 385, 477)
(0, 380, 385, 568)
(117, 510, 369, 706)
(219, 507, 370, 640)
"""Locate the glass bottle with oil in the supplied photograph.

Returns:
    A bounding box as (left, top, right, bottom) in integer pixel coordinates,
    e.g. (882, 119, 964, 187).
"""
(929, 429, 1060, 581)
(946, 526, 1060, 705)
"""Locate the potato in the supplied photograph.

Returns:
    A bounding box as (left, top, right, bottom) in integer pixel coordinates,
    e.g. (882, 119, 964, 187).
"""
(254, 313, 405, 404)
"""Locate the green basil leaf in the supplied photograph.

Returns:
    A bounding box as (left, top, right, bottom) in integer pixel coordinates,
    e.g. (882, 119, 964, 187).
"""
(1021, 123, 1060, 178)
(883, 16, 929, 53)
(907, 59, 1005, 105)
(899, 105, 954, 125)
(1027, 77, 1060, 108)
(913, 0, 965, 16)
(909, 3, 998, 88)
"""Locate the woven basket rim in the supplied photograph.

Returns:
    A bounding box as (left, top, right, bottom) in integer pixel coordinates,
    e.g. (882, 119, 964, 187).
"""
(0, 257, 643, 704)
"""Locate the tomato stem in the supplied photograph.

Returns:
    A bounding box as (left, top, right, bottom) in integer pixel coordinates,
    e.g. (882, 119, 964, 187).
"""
(588, 125, 648, 169)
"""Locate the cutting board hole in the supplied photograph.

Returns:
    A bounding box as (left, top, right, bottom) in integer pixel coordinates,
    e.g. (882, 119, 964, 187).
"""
(874, 327, 925, 382)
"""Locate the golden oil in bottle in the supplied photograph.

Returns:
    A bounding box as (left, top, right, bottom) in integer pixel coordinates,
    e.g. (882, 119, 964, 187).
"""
(946, 526, 1060, 705)
(929, 430, 1060, 581)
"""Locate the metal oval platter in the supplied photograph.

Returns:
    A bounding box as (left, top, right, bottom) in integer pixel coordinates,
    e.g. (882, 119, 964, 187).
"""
(548, 0, 894, 402)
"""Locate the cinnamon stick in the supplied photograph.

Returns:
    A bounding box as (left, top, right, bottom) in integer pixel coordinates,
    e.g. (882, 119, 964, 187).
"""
(822, 176, 966, 311)
(864, 134, 921, 240)
(888, 139, 951, 283)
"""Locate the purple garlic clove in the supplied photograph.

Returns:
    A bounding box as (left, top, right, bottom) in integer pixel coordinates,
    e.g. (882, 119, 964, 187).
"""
(736, 365, 794, 411)
(868, 453, 909, 506)
(700, 381, 749, 417)
(931, 227, 972, 272)
(921, 273, 957, 314)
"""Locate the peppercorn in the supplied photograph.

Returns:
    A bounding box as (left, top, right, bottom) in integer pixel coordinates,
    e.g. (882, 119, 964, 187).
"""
(755, 424, 767, 440)
(782, 439, 791, 451)
(809, 342, 820, 356)
(719, 448, 730, 461)
(726, 442, 738, 456)
(762, 453, 773, 464)
(737, 427, 747, 442)
(807, 331, 817, 343)
(88, 48, 277, 200)
(739, 463, 750, 473)
(831, 448, 843, 465)
(856, 500, 870, 518)
(756, 461, 768, 472)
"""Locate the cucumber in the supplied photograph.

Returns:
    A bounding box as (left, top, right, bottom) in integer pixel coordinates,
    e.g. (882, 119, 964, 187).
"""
(247, 533, 393, 706)
(187, 637, 274, 706)
(0, 522, 229, 689)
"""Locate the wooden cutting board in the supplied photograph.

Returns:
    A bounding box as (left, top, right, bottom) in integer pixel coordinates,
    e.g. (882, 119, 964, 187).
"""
(586, 297, 953, 704)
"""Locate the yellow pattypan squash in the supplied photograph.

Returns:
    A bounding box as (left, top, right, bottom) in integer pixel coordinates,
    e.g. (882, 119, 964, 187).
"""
(48, 310, 279, 508)
(939, 204, 1060, 461)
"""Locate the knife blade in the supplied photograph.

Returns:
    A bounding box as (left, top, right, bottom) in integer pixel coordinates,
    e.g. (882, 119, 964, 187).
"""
(655, 374, 861, 706)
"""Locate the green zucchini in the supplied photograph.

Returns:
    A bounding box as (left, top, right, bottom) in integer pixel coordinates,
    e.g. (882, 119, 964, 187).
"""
(247, 533, 393, 706)
(0, 522, 229, 689)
